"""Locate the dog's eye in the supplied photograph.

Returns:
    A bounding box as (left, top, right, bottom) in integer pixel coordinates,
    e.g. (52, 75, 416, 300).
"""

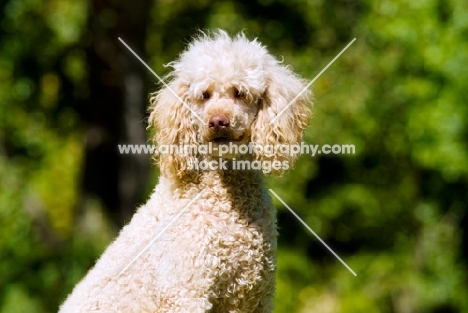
(202, 91, 210, 100)
(234, 89, 245, 99)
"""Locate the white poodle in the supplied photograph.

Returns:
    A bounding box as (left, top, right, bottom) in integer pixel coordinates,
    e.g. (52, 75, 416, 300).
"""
(60, 30, 311, 313)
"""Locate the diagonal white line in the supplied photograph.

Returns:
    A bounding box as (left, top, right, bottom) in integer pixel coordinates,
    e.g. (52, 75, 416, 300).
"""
(118, 37, 205, 124)
(269, 38, 356, 125)
(118, 192, 203, 276)
(269, 189, 357, 276)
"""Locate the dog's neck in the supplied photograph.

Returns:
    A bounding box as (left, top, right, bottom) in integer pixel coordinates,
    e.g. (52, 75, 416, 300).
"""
(171, 169, 264, 191)
(164, 169, 271, 219)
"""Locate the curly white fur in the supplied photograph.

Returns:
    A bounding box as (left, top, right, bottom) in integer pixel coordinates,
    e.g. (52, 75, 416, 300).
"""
(60, 30, 311, 313)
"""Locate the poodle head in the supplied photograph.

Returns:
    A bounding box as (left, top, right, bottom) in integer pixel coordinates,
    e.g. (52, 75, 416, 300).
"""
(149, 30, 312, 178)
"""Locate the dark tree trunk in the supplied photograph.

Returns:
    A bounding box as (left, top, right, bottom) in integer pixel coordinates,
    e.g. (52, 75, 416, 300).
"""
(83, 0, 151, 227)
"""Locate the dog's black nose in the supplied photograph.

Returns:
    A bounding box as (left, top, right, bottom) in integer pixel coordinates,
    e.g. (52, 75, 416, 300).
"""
(209, 114, 230, 132)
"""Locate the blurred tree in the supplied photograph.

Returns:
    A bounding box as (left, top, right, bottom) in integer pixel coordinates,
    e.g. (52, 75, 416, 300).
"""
(83, 0, 151, 227)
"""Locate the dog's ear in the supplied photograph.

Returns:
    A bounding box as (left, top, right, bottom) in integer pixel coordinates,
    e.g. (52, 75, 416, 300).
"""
(148, 80, 197, 178)
(251, 63, 312, 175)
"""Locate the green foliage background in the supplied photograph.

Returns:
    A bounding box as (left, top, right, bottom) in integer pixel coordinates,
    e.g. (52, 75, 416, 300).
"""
(1, 0, 467, 312)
